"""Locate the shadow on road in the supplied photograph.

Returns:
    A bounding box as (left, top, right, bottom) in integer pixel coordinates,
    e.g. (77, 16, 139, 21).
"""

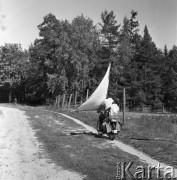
(69, 131, 110, 140)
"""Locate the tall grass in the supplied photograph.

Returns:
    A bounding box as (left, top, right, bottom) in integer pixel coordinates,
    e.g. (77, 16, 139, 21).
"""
(124, 115, 176, 139)
(62, 109, 177, 168)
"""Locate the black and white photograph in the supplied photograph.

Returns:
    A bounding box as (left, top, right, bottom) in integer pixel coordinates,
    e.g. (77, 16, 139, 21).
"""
(0, 0, 177, 179)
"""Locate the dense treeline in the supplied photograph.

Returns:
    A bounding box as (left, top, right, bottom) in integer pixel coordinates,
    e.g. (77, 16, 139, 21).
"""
(0, 10, 177, 111)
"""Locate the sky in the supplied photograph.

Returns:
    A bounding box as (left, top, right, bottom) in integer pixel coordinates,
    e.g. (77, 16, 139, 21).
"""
(0, 0, 177, 50)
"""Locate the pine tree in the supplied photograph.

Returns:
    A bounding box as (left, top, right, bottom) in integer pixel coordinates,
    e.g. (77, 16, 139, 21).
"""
(100, 10, 120, 57)
(162, 46, 177, 110)
(98, 10, 120, 98)
(111, 11, 141, 107)
(110, 16, 132, 101)
(128, 11, 142, 107)
(135, 26, 163, 108)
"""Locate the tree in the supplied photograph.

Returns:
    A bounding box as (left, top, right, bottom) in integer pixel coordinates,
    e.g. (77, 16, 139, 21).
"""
(28, 13, 100, 102)
(129, 10, 140, 45)
(118, 16, 132, 66)
(100, 10, 120, 58)
(110, 11, 140, 104)
(0, 43, 29, 102)
(96, 10, 121, 98)
(116, 16, 133, 85)
(69, 14, 99, 96)
(162, 46, 177, 110)
(127, 11, 142, 107)
(28, 14, 70, 102)
(135, 26, 163, 107)
(110, 16, 132, 101)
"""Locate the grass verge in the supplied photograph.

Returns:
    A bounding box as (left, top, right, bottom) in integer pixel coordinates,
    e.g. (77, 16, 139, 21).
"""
(47, 106, 177, 169)
(17, 105, 152, 180)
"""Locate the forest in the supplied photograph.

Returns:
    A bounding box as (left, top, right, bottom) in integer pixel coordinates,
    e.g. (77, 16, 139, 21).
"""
(0, 10, 177, 112)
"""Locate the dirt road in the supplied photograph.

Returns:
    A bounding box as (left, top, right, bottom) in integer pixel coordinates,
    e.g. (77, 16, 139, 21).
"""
(0, 106, 84, 180)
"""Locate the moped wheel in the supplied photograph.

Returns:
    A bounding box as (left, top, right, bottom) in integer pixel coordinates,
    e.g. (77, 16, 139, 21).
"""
(97, 121, 103, 135)
(109, 132, 115, 140)
(111, 122, 116, 130)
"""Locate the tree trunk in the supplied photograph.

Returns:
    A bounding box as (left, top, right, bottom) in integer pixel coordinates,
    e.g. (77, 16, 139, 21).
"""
(9, 86, 12, 103)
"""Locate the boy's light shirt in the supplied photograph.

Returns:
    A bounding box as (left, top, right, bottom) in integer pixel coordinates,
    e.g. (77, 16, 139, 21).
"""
(110, 104, 119, 116)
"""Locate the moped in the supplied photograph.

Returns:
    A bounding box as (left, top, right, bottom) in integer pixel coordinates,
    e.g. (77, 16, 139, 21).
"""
(97, 109, 120, 140)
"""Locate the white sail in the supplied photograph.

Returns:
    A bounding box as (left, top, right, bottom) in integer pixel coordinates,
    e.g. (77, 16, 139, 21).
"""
(78, 63, 111, 111)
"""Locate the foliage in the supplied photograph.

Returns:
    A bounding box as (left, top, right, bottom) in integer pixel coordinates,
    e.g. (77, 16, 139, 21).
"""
(100, 10, 120, 55)
(0, 43, 29, 102)
(0, 10, 177, 110)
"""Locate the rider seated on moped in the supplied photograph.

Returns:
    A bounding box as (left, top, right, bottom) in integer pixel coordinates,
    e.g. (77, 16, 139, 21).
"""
(97, 98, 120, 131)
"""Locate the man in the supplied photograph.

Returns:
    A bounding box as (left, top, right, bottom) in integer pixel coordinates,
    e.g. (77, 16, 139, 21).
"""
(97, 98, 120, 131)
(109, 102, 119, 119)
(97, 98, 112, 131)
(109, 102, 121, 132)
(98, 98, 114, 112)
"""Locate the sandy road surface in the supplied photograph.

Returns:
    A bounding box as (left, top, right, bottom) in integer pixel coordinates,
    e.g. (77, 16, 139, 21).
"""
(0, 106, 84, 180)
